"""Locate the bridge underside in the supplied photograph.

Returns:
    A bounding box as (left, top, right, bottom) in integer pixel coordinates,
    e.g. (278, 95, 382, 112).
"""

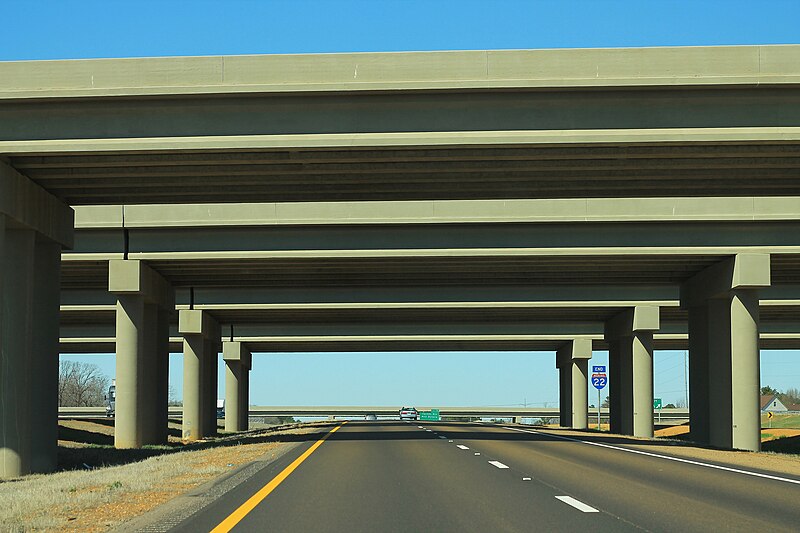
(2, 45, 800, 476)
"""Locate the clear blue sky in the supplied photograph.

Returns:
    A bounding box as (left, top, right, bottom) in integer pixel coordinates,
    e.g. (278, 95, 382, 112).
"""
(7, 0, 799, 406)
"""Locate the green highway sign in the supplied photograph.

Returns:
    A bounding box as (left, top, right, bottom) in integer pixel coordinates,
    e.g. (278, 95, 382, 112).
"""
(419, 409, 441, 421)
(653, 398, 662, 410)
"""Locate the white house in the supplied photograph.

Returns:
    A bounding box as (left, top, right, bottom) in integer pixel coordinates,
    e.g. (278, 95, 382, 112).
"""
(760, 395, 788, 413)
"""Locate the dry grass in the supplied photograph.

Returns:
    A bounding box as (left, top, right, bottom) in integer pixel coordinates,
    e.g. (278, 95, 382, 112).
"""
(0, 420, 324, 532)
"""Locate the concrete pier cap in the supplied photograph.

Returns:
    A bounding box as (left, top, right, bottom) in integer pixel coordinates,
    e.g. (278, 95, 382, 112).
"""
(109, 259, 175, 309)
(223, 341, 252, 367)
(680, 253, 770, 308)
(604, 306, 660, 340)
(179, 309, 221, 339)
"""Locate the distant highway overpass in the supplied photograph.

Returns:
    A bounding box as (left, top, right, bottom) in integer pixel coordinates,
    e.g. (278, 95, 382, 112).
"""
(58, 406, 690, 422)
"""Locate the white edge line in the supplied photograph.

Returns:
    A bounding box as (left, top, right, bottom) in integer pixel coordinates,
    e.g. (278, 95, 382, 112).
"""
(502, 426, 800, 486)
(488, 460, 510, 469)
(555, 496, 599, 513)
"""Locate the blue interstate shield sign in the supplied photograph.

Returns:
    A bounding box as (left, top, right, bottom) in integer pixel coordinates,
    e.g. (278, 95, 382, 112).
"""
(591, 374, 607, 390)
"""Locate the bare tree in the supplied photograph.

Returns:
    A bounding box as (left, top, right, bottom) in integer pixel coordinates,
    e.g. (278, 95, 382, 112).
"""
(58, 361, 110, 407)
(781, 388, 800, 406)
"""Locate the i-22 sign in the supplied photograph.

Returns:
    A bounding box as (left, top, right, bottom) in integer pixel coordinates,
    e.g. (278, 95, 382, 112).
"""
(591, 374, 607, 390)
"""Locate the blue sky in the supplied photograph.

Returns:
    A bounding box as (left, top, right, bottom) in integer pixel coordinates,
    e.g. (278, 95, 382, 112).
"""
(2, 1, 800, 61)
(6, 0, 799, 406)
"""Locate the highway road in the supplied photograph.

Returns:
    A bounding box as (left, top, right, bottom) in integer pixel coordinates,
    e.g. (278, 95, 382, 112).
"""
(169, 421, 800, 532)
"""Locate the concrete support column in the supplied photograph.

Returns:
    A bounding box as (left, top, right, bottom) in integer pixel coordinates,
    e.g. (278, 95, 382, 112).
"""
(569, 339, 592, 430)
(1, 224, 35, 478)
(205, 339, 220, 436)
(0, 163, 73, 478)
(239, 356, 251, 431)
(29, 240, 61, 472)
(109, 260, 174, 449)
(687, 303, 711, 444)
(605, 306, 659, 438)
(223, 341, 251, 433)
(556, 351, 572, 428)
(681, 254, 769, 451)
(179, 310, 220, 441)
(607, 339, 622, 434)
(155, 308, 170, 443)
(556, 339, 592, 429)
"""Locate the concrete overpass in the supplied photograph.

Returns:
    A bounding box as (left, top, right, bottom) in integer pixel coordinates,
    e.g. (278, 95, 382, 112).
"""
(2, 45, 800, 476)
(57, 405, 691, 422)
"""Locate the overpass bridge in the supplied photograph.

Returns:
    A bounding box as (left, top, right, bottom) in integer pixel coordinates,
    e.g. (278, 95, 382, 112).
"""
(57, 405, 691, 423)
(2, 45, 800, 476)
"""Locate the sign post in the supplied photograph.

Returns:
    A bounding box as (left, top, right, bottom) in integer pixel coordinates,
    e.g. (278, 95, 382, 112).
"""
(591, 366, 607, 430)
(653, 398, 662, 423)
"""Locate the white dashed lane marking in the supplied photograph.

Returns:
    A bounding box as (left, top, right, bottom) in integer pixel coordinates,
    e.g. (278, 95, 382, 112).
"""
(502, 426, 800, 486)
(456, 445, 469, 450)
(488, 461, 509, 469)
(555, 496, 599, 513)
(474, 452, 481, 456)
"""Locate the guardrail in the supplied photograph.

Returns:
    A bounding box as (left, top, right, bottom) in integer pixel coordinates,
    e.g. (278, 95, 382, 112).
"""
(58, 406, 690, 420)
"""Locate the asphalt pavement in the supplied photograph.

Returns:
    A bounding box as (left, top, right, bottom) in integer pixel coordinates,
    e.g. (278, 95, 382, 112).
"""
(168, 421, 800, 533)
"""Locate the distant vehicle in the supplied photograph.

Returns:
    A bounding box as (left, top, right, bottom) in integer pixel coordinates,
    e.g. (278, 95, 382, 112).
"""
(365, 413, 377, 421)
(217, 399, 225, 419)
(105, 380, 116, 417)
(399, 407, 418, 420)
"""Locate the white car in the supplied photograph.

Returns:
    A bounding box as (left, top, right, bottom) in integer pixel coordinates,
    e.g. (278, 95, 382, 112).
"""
(399, 407, 419, 420)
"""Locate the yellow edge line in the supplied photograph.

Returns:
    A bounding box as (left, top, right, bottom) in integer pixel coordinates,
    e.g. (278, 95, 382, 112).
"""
(211, 421, 347, 533)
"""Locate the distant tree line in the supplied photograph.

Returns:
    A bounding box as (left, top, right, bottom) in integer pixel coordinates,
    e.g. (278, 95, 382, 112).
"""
(58, 361, 110, 407)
